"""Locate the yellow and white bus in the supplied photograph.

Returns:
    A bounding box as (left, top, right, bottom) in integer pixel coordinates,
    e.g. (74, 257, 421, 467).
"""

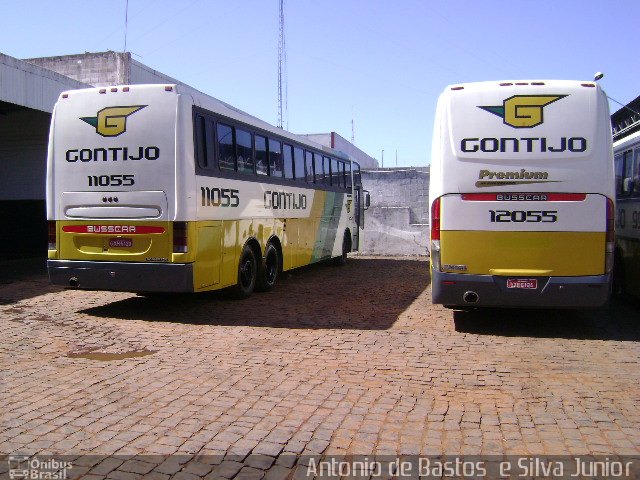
(46, 84, 367, 297)
(429, 80, 615, 308)
(613, 128, 640, 300)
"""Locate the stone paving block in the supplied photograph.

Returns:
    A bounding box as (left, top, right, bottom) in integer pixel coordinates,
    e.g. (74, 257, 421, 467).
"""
(1, 257, 640, 477)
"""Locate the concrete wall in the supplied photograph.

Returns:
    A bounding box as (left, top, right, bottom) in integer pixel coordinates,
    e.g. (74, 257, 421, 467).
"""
(25, 51, 128, 87)
(359, 167, 430, 256)
(25, 51, 184, 88)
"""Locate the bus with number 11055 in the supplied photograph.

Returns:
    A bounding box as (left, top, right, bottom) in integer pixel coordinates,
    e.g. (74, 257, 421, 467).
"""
(46, 83, 368, 297)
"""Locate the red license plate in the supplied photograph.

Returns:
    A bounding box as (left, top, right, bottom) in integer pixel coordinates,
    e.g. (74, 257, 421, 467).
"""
(109, 238, 133, 248)
(507, 278, 537, 289)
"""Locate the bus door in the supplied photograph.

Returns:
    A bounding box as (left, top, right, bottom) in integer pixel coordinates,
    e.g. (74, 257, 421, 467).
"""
(352, 185, 370, 251)
(353, 186, 361, 250)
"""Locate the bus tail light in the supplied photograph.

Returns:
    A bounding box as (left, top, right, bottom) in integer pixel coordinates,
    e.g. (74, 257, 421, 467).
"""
(48, 221, 56, 250)
(173, 222, 188, 253)
(605, 198, 614, 273)
(430, 197, 441, 271)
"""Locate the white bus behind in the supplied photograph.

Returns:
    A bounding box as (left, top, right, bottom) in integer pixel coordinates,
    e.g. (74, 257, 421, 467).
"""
(429, 80, 615, 308)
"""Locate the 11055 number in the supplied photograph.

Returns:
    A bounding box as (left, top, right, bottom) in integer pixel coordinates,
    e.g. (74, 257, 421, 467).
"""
(88, 175, 135, 187)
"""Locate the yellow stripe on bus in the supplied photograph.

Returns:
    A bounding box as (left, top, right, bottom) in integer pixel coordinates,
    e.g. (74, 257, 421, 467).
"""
(440, 230, 606, 276)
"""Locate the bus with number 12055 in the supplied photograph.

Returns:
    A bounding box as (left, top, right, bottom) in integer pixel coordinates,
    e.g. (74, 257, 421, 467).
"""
(429, 79, 615, 308)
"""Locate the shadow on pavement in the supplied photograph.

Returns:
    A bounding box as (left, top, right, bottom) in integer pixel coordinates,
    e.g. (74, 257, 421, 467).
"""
(80, 258, 430, 330)
(453, 297, 640, 341)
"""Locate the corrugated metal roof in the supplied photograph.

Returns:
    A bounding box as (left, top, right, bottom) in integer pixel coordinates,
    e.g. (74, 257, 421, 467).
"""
(0, 52, 88, 113)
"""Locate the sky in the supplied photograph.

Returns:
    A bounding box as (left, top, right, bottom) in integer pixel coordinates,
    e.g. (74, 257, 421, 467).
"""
(1, 0, 639, 167)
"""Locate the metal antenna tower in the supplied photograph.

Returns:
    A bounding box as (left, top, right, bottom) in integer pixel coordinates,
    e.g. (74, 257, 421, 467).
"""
(277, 0, 288, 129)
(351, 107, 355, 144)
(124, 0, 129, 52)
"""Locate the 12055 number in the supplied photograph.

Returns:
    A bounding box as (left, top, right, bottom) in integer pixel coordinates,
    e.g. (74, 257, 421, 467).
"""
(490, 210, 558, 223)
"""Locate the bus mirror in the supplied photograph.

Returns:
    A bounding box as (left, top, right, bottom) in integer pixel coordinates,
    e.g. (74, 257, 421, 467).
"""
(364, 191, 371, 210)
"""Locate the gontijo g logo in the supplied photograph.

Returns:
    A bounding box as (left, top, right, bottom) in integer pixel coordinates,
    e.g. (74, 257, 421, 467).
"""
(479, 95, 566, 128)
(80, 105, 146, 137)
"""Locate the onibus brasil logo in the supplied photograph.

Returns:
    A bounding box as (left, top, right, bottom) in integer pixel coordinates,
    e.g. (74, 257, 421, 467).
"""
(80, 105, 146, 137)
(479, 95, 566, 128)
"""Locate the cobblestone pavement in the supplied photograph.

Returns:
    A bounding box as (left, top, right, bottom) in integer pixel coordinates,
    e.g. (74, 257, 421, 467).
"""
(1, 257, 639, 478)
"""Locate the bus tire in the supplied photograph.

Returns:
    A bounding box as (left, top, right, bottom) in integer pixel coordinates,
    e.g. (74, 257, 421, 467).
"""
(256, 243, 279, 292)
(231, 244, 257, 299)
(333, 231, 350, 266)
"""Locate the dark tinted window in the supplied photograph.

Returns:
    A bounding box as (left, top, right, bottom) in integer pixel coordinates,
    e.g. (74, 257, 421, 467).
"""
(217, 123, 234, 171)
(195, 115, 206, 168)
(283, 144, 294, 179)
(268, 138, 283, 178)
(331, 159, 340, 187)
(255, 135, 268, 176)
(345, 161, 352, 187)
(324, 157, 331, 185)
(236, 128, 254, 175)
(634, 148, 640, 194)
(353, 162, 361, 185)
(314, 153, 324, 184)
(615, 153, 624, 197)
(305, 150, 314, 183)
(294, 147, 305, 181)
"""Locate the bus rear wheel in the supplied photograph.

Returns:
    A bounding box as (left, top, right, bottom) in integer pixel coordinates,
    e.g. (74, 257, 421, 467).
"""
(231, 244, 257, 299)
(256, 243, 279, 292)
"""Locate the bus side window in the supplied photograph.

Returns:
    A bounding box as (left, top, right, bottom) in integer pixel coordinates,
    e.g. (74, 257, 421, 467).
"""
(283, 144, 294, 179)
(217, 123, 235, 172)
(293, 147, 305, 182)
(195, 114, 207, 168)
(268, 138, 283, 178)
(256, 135, 268, 176)
(634, 148, 640, 194)
(305, 150, 314, 183)
(236, 127, 254, 175)
(345, 162, 352, 187)
(314, 153, 325, 184)
(324, 156, 331, 185)
(331, 159, 340, 187)
(353, 162, 361, 186)
(340, 161, 347, 188)
(615, 153, 624, 197)
(622, 149, 634, 195)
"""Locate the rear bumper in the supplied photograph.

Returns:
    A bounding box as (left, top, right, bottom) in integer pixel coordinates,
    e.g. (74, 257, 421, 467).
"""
(48, 260, 194, 293)
(431, 269, 611, 308)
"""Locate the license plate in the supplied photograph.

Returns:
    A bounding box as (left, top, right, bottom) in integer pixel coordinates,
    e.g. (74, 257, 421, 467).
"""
(109, 238, 133, 248)
(507, 278, 537, 289)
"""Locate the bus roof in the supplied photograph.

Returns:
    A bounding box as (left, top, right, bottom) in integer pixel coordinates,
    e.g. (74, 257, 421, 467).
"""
(58, 84, 354, 164)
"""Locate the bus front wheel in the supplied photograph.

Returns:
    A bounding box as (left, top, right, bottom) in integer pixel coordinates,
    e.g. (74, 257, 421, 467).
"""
(231, 244, 257, 299)
(256, 243, 279, 292)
